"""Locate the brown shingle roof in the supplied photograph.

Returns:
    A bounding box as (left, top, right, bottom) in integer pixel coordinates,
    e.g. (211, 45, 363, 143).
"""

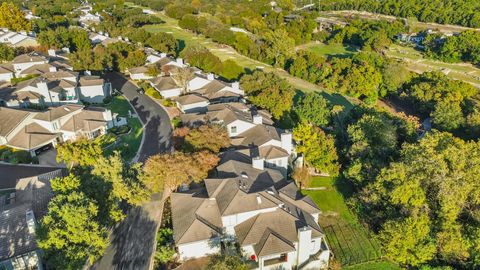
(254, 228, 296, 257)
(78, 76, 104, 87)
(12, 53, 46, 64)
(0, 64, 13, 74)
(7, 123, 59, 150)
(233, 125, 282, 148)
(34, 104, 83, 122)
(150, 76, 180, 91)
(171, 190, 222, 244)
(176, 94, 208, 106)
(0, 107, 31, 137)
(60, 108, 108, 133)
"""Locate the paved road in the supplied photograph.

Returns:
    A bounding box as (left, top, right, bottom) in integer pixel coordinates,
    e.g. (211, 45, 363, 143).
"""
(105, 72, 172, 162)
(90, 72, 172, 270)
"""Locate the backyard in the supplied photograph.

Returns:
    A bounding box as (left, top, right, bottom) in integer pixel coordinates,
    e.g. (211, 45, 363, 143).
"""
(303, 176, 394, 268)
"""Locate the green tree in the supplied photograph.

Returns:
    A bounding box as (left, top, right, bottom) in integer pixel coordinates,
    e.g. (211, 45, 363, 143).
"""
(240, 70, 294, 119)
(184, 124, 230, 153)
(220, 59, 244, 81)
(146, 32, 178, 55)
(0, 2, 31, 32)
(262, 29, 295, 67)
(56, 138, 103, 169)
(294, 93, 331, 127)
(0, 43, 15, 61)
(379, 215, 436, 267)
(37, 178, 109, 269)
(293, 122, 339, 175)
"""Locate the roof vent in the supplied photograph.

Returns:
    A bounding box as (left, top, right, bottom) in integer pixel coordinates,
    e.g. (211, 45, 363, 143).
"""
(241, 172, 248, 178)
(256, 195, 262, 205)
(64, 107, 71, 112)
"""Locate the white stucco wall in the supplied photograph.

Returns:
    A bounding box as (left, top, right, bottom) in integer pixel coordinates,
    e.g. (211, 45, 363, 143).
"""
(177, 101, 209, 113)
(226, 120, 255, 137)
(79, 85, 107, 103)
(159, 88, 182, 98)
(177, 240, 221, 261)
(222, 207, 278, 234)
(130, 73, 153, 80)
(0, 72, 13, 82)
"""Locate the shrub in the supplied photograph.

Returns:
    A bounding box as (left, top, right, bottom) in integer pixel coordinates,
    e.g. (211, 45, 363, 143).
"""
(145, 87, 162, 99)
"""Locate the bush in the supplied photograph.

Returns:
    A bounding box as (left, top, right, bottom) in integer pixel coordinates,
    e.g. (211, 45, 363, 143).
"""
(162, 99, 176, 107)
(145, 87, 162, 99)
(109, 125, 131, 135)
(103, 96, 113, 104)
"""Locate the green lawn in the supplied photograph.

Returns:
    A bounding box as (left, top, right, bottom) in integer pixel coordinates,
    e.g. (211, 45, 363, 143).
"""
(104, 95, 133, 117)
(101, 95, 144, 161)
(303, 176, 357, 224)
(306, 43, 358, 58)
(343, 260, 402, 270)
(303, 176, 387, 267)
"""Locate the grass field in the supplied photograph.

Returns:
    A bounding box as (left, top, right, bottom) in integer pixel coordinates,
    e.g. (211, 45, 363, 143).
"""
(386, 44, 480, 87)
(303, 177, 387, 267)
(304, 42, 358, 58)
(104, 95, 132, 117)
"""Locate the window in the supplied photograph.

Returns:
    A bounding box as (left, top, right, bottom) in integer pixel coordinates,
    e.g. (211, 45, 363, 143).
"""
(52, 122, 59, 130)
(230, 126, 237, 133)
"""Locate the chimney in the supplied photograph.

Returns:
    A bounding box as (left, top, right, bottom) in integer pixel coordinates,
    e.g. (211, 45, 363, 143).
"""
(176, 58, 183, 65)
(47, 49, 56, 57)
(252, 114, 262, 125)
(62, 47, 70, 54)
(252, 157, 264, 170)
(207, 73, 215, 81)
(49, 66, 57, 72)
(160, 52, 167, 58)
(231, 81, 239, 90)
(297, 226, 312, 265)
(281, 132, 292, 154)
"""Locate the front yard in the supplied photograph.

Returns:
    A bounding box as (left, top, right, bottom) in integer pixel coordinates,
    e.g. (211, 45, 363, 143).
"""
(101, 95, 144, 161)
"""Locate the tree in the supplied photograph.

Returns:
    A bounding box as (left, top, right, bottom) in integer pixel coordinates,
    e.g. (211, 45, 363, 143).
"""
(208, 254, 249, 270)
(56, 138, 103, 169)
(379, 215, 436, 267)
(37, 176, 109, 269)
(220, 59, 244, 81)
(0, 43, 15, 61)
(292, 166, 311, 189)
(294, 93, 331, 127)
(120, 50, 146, 71)
(92, 152, 150, 206)
(262, 29, 295, 67)
(141, 151, 219, 199)
(171, 67, 194, 93)
(240, 70, 294, 119)
(184, 124, 230, 153)
(366, 132, 480, 266)
(181, 45, 223, 73)
(0, 2, 31, 32)
(431, 100, 465, 131)
(146, 32, 178, 55)
(293, 122, 339, 175)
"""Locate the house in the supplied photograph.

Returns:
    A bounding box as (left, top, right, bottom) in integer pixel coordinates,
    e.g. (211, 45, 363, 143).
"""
(11, 53, 48, 75)
(128, 66, 154, 80)
(0, 64, 14, 82)
(171, 154, 330, 269)
(181, 103, 293, 175)
(11, 75, 78, 106)
(0, 105, 118, 156)
(0, 163, 65, 270)
(149, 76, 183, 98)
(0, 29, 38, 48)
(77, 76, 111, 103)
(194, 80, 244, 104)
(175, 94, 209, 113)
(79, 12, 102, 25)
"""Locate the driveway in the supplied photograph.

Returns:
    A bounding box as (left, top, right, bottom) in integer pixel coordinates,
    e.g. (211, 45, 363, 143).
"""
(37, 149, 66, 168)
(90, 73, 172, 270)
